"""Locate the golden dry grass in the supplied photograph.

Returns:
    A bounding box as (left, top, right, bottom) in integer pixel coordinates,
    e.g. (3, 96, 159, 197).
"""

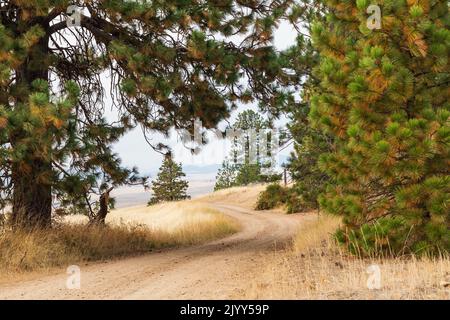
(65, 200, 236, 232)
(0, 201, 239, 278)
(201, 184, 269, 209)
(245, 215, 450, 300)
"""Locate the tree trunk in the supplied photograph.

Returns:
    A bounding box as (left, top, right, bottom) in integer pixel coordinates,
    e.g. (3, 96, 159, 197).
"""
(11, 159, 52, 229)
(90, 188, 114, 226)
(11, 26, 52, 229)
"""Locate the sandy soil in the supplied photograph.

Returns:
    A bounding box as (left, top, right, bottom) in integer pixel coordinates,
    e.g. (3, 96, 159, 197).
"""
(0, 186, 312, 299)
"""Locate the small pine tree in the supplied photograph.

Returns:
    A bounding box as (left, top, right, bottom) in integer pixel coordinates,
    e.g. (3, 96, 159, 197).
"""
(148, 155, 189, 205)
(232, 110, 271, 166)
(235, 163, 263, 186)
(214, 160, 238, 191)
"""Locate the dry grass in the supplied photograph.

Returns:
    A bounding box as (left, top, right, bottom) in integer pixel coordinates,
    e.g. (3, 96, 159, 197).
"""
(0, 202, 239, 278)
(201, 184, 269, 209)
(246, 215, 450, 300)
(65, 200, 237, 232)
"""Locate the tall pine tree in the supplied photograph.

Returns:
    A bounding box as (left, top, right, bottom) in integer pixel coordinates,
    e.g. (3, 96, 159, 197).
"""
(281, 1, 330, 212)
(148, 155, 189, 205)
(310, 0, 449, 255)
(214, 109, 275, 190)
(0, 1, 292, 228)
(257, 0, 329, 213)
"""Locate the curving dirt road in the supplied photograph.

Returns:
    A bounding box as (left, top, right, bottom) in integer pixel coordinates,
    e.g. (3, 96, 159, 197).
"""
(0, 202, 311, 300)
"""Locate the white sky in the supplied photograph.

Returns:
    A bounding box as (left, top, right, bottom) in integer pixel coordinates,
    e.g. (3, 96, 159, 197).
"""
(112, 21, 298, 175)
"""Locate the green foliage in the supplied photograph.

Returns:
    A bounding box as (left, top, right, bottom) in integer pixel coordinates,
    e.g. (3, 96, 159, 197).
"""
(285, 181, 320, 214)
(255, 184, 288, 211)
(235, 163, 264, 186)
(285, 125, 333, 213)
(256, 180, 323, 214)
(214, 160, 238, 191)
(0, 1, 291, 227)
(311, 0, 450, 256)
(214, 110, 280, 191)
(148, 156, 189, 205)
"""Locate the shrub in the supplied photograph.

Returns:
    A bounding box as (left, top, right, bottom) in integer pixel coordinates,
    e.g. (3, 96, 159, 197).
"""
(285, 182, 322, 214)
(255, 184, 287, 210)
(256, 182, 322, 214)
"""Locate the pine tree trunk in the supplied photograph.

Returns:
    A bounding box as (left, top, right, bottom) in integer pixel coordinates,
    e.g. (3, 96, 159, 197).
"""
(11, 160, 52, 229)
(11, 28, 52, 229)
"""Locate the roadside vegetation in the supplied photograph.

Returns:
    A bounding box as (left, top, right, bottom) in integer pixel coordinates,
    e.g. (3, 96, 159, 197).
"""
(256, 0, 449, 257)
(246, 215, 450, 300)
(0, 202, 239, 278)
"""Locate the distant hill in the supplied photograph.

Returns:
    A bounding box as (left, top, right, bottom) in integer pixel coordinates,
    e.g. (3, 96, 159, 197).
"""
(183, 164, 222, 175)
(146, 155, 290, 179)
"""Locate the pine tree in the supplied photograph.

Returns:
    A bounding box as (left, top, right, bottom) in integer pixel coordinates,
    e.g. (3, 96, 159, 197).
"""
(310, 0, 449, 255)
(148, 155, 189, 205)
(231, 110, 271, 166)
(282, 34, 331, 212)
(214, 160, 237, 191)
(235, 163, 263, 186)
(0, 1, 291, 228)
(259, 1, 328, 213)
(214, 109, 275, 190)
(286, 126, 332, 212)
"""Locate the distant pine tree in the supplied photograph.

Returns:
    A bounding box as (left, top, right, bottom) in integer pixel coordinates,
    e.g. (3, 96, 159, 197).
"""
(148, 155, 189, 205)
(232, 110, 271, 166)
(214, 160, 238, 191)
(214, 110, 276, 190)
(235, 163, 263, 186)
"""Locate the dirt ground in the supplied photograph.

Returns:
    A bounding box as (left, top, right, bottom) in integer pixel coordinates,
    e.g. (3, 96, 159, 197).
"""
(0, 186, 312, 299)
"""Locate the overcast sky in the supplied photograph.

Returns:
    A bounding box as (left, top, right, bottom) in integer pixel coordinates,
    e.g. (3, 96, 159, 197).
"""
(112, 22, 298, 175)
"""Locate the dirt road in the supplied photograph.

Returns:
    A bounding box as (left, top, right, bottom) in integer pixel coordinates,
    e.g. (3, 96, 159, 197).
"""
(0, 202, 310, 299)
